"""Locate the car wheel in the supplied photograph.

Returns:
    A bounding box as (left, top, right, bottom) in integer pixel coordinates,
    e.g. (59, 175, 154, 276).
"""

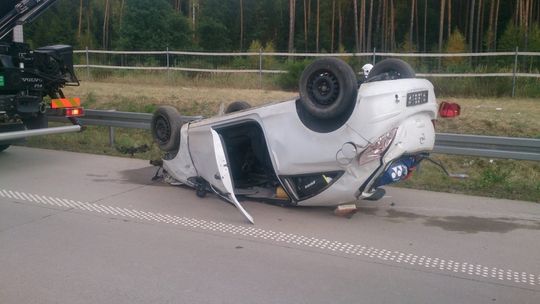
(366, 59, 415, 82)
(196, 188, 207, 198)
(225, 101, 251, 113)
(0, 144, 10, 152)
(299, 57, 357, 120)
(151, 106, 183, 152)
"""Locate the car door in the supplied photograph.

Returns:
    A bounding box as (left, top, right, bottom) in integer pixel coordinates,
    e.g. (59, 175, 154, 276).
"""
(210, 129, 254, 224)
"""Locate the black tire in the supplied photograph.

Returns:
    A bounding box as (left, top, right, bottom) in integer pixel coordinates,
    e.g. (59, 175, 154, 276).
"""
(225, 101, 251, 113)
(0, 144, 10, 152)
(196, 188, 207, 198)
(299, 57, 357, 120)
(151, 106, 183, 152)
(366, 59, 415, 82)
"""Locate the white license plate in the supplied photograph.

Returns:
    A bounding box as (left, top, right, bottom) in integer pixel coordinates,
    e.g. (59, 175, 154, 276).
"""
(406, 90, 428, 107)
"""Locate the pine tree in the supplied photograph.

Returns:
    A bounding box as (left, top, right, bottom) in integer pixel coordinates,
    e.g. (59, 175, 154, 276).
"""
(288, 0, 295, 52)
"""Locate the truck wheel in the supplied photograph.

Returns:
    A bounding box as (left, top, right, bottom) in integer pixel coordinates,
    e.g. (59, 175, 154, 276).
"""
(0, 145, 10, 152)
(366, 59, 415, 82)
(299, 57, 357, 120)
(225, 101, 251, 113)
(151, 106, 183, 152)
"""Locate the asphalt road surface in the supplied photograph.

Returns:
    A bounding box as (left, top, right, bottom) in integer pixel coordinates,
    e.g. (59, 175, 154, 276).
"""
(1, 146, 539, 304)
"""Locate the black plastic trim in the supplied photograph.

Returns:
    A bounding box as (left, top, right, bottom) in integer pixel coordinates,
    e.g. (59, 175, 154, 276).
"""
(280, 170, 345, 202)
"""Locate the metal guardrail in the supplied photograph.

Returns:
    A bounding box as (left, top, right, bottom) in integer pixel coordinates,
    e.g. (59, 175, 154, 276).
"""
(50, 109, 202, 130)
(82, 109, 153, 129)
(434, 134, 540, 161)
(59, 109, 540, 162)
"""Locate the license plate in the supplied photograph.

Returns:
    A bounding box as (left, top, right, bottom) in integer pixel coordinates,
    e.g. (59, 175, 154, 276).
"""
(406, 90, 428, 107)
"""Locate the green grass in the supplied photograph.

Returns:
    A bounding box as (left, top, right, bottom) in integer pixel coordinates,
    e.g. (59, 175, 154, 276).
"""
(24, 125, 162, 160)
(78, 67, 540, 98)
(395, 155, 539, 203)
(430, 77, 540, 98)
(77, 68, 283, 91)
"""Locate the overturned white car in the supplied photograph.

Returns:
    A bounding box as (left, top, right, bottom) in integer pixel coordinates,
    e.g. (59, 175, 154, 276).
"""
(151, 58, 459, 223)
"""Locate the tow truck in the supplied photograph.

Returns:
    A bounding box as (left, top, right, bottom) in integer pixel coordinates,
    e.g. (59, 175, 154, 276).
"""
(0, 0, 84, 152)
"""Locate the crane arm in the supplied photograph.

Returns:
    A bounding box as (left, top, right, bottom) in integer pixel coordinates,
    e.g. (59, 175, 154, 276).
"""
(0, 0, 58, 40)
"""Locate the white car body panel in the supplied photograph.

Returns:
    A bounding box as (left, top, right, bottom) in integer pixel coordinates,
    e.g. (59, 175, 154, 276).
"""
(163, 78, 438, 208)
(162, 124, 197, 185)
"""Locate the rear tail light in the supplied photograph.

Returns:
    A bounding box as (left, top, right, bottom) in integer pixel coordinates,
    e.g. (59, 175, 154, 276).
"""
(64, 107, 85, 117)
(439, 102, 461, 118)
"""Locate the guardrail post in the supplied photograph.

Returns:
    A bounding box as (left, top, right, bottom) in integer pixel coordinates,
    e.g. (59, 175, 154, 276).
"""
(512, 46, 518, 98)
(85, 46, 90, 80)
(109, 126, 115, 147)
(259, 48, 263, 89)
(108, 109, 116, 147)
(372, 48, 376, 64)
(166, 46, 171, 84)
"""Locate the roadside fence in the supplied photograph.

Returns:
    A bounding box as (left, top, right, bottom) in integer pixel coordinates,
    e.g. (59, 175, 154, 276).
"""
(74, 48, 540, 95)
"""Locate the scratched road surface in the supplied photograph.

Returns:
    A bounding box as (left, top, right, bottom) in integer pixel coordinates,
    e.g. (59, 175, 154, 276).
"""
(1, 147, 539, 303)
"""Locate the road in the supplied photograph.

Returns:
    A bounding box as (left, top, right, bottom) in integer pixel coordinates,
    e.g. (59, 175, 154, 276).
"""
(1, 146, 539, 303)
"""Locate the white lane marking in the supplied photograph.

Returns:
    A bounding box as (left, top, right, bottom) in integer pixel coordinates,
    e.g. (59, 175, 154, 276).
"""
(9, 191, 21, 200)
(1, 188, 539, 288)
(1, 190, 13, 198)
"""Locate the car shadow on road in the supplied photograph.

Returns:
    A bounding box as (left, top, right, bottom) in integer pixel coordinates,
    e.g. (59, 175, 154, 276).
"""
(115, 166, 169, 187)
(358, 206, 540, 234)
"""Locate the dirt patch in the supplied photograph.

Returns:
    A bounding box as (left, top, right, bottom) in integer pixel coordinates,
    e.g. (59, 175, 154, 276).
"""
(64, 80, 295, 117)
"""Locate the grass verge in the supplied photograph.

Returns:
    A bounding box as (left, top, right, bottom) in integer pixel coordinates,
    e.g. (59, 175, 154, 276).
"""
(396, 155, 539, 203)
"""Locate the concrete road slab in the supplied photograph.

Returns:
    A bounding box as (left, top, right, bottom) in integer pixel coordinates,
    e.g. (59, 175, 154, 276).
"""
(1, 147, 539, 303)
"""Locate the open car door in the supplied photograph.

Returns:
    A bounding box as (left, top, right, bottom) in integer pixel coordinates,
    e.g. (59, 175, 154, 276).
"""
(210, 129, 254, 224)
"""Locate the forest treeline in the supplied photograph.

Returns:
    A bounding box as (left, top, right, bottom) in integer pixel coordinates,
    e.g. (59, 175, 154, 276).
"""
(24, 0, 540, 53)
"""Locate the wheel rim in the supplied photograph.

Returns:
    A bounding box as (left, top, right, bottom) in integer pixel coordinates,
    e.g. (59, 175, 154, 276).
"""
(154, 115, 171, 144)
(307, 69, 340, 106)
